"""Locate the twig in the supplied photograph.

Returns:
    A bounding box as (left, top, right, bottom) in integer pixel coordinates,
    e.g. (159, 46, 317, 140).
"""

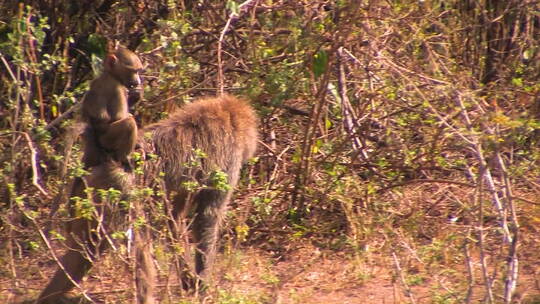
(0, 53, 17, 82)
(377, 52, 450, 85)
(217, 0, 259, 95)
(24, 8, 45, 120)
(7, 219, 18, 290)
(391, 251, 417, 304)
(17, 204, 95, 303)
(336, 47, 362, 152)
(376, 178, 477, 193)
(496, 152, 519, 303)
(16, 131, 50, 197)
(463, 232, 475, 304)
(510, 196, 538, 206)
(45, 102, 81, 131)
(375, 176, 537, 206)
(476, 173, 494, 304)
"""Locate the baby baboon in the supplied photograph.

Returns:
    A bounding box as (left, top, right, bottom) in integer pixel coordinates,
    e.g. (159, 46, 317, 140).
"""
(81, 46, 143, 169)
(37, 95, 258, 303)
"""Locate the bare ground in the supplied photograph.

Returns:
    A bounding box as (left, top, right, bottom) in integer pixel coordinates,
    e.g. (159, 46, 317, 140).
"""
(3, 242, 539, 304)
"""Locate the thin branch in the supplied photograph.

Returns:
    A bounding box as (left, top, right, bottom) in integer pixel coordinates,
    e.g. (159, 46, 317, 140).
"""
(0, 53, 18, 82)
(496, 152, 519, 303)
(457, 94, 512, 244)
(18, 204, 95, 303)
(17, 131, 50, 197)
(475, 168, 495, 304)
(376, 178, 478, 193)
(336, 47, 362, 152)
(391, 251, 417, 304)
(463, 234, 475, 304)
(45, 102, 81, 131)
(217, 0, 259, 95)
(24, 9, 45, 120)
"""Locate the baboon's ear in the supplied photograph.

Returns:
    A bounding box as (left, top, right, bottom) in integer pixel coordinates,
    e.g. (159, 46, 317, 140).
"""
(104, 54, 118, 70)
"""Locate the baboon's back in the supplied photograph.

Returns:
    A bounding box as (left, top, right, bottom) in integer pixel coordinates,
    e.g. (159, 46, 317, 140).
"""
(141, 95, 258, 188)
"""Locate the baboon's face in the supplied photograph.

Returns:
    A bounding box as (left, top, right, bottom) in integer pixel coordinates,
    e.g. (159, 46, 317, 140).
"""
(106, 48, 143, 89)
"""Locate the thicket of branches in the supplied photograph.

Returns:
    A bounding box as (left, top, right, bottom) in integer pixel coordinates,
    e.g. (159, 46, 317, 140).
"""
(1, 0, 539, 303)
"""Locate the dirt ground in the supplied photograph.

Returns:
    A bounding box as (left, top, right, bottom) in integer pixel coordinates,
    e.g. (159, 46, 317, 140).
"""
(3, 242, 539, 304)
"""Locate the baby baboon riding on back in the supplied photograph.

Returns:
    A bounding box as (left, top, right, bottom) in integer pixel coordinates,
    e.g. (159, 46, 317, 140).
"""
(81, 46, 143, 170)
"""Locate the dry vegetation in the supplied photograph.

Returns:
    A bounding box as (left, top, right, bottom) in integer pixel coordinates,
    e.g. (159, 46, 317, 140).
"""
(1, 0, 540, 303)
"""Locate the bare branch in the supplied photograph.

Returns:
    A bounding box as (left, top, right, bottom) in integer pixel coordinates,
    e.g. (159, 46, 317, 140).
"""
(217, 0, 260, 95)
(45, 102, 81, 131)
(16, 131, 50, 197)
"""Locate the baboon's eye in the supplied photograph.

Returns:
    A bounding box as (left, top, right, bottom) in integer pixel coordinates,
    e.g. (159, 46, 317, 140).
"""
(127, 68, 141, 74)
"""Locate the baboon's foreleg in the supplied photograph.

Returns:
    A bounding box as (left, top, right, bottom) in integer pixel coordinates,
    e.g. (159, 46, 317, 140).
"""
(82, 126, 108, 168)
(98, 116, 138, 164)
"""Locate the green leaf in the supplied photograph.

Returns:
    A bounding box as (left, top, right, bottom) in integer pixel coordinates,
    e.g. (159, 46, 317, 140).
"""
(313, 50, 328, 78)
(86, 34, 107, 58)
(511, 77, 523, 87)
(226, 1, 239, 15)
(325, 118, 333, 129)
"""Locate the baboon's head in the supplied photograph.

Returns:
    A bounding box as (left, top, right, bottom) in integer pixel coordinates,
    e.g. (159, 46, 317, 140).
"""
(104, 47, 143, 89)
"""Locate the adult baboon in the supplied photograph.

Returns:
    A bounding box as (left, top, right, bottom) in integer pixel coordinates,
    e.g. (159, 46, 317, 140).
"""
(37, 95, 258, 304)
(141, 94, 258, 277)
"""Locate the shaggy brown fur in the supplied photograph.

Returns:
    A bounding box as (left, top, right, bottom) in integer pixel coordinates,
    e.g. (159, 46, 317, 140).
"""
(140, 94, 258, 276)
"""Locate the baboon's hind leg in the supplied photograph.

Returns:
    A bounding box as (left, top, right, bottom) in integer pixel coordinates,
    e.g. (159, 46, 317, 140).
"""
(165, 192, 197, 290)
(98, 116, 138, 166)
(37, 249, 92, 303)
(37, 218, 107, 304)
(191, 189, 231, 277)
